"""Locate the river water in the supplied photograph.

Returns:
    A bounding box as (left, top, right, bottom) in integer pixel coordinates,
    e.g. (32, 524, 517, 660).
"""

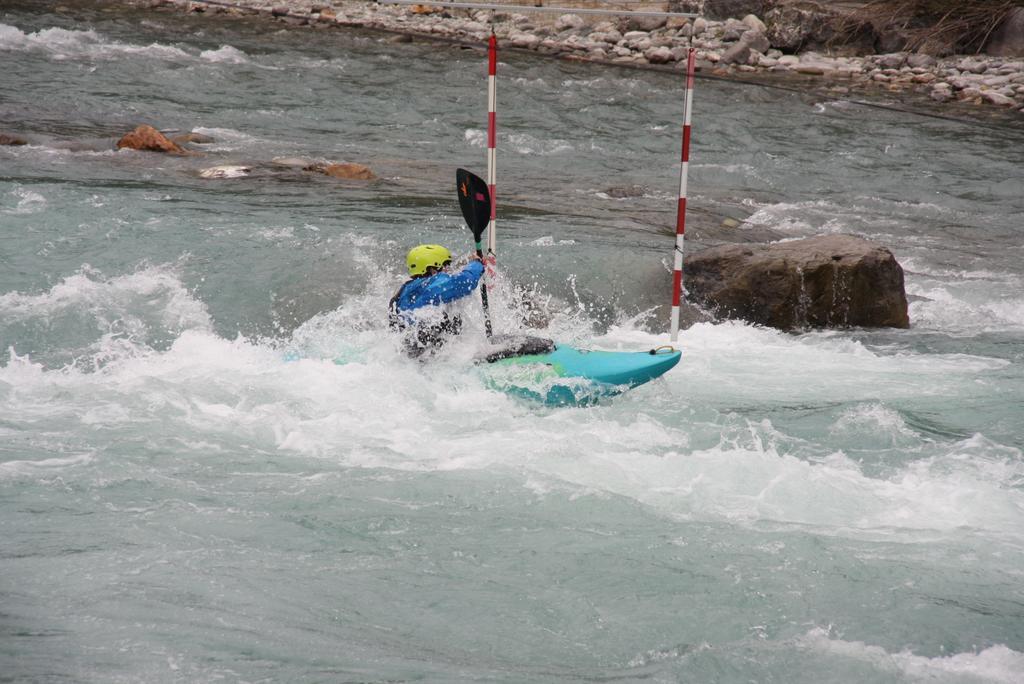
(2, 1, 1024, 682)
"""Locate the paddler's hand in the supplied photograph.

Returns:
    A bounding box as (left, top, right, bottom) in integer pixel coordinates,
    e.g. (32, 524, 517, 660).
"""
(481, 254, 496, 278)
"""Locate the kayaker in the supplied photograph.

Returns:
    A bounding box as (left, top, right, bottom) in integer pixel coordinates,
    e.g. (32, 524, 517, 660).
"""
(388, 244, 486, 357)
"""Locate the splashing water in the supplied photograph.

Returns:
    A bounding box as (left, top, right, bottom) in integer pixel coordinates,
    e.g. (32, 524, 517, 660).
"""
(2, 2, 1024, 682)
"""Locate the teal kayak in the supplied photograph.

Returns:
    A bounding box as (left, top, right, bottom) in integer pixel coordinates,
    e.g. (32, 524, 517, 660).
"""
(302, 334, 681, 406)
(482, 337, 681, 406)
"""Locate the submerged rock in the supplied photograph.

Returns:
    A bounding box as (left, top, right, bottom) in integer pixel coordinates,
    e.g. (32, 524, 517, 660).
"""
(116, 125, 188, 154)
(271, 156, 315, 168)
(199, 165, 252, 178)
(603, 184, 647, 198)
(305, 161, 377, 180)
(171, 131, 215, 144)
(684, 234, 909, 330)
(0, 133, 28, 145)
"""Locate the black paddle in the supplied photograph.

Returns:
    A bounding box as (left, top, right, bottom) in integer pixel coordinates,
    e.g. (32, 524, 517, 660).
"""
(456, 168, 493, 338)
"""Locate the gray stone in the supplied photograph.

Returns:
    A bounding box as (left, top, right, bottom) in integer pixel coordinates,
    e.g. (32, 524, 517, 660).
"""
(599, 29, 623, 43)
(797, 64, 827, 75)
(555, 13, 584, 32)
(875, 52, 907, 69)
(667, 16, 691, 31)
(623, 15, 667, 32)
(683, 235, 910, 331)
(981, 90, 1016, 105)
(645, 46, 675, 64)
(983, 75, 1012, 87)
(957, 58, 988, 74)
(906, 53, 937, 69)
(744, 30, 770, 54)
(720, 41, 751, 65)
(742, 14, 767, 34)
(722, 18, 748, 42)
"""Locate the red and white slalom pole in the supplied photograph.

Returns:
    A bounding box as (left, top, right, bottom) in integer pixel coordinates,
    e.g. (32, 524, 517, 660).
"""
(486, 32, 498, 257)
(670, 48, 696, 343)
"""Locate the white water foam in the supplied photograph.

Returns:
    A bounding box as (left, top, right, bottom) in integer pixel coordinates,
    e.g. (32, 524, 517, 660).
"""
(900, 258, 1019, 283)
(699, 162, 772, 185)
(740, 196, 958, 240)
(5, 310, 1018, 542)
(0, 452, 95, 480)
(0, 263, 213, 370)
(2, 187, 47, 215)
(463, 128, 573, 155)
(741, 199, 853, 235)
(829, 402, 919, 446)
(1, 248, 1019, 544)
(0, 22, 264, 68)
(199, 45, 250, 64)
(909, 284, 1024, 333)
(191, 126, 261, 152)
(527, 236, 576, 247)
(0, 264, 210, 331)
(510, 76, 549, 89)
(0, 22, 190, 61)
(559, 76, 643, 92)
(797, 628, 1024, 683)
(507, 132, 574, 156)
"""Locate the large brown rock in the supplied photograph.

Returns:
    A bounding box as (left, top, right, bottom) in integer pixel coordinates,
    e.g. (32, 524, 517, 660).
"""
(116, 125, 188, 154)
(0, 133, 28, 146)
(305, 162, 377, 180)
(683, 234, 909, 330)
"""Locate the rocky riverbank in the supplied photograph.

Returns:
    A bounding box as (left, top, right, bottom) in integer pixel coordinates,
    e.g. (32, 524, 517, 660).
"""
(122, 0, 1024, 117)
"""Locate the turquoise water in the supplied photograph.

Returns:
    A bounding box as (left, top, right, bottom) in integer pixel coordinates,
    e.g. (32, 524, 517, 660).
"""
(2, 1, 1024, 681)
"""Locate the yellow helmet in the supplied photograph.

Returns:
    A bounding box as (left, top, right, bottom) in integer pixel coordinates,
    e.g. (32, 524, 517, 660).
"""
(406, 244, 451, 276)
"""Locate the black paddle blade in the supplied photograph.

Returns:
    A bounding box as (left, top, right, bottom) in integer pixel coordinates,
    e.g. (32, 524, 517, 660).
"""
(456, 168, 491, 241)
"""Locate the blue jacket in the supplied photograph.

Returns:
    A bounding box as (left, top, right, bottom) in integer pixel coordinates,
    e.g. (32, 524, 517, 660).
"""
(391, 260, 484, 320)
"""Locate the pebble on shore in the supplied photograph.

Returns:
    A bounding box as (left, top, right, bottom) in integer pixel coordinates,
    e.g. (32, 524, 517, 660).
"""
(134, 0, 1024, 116)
